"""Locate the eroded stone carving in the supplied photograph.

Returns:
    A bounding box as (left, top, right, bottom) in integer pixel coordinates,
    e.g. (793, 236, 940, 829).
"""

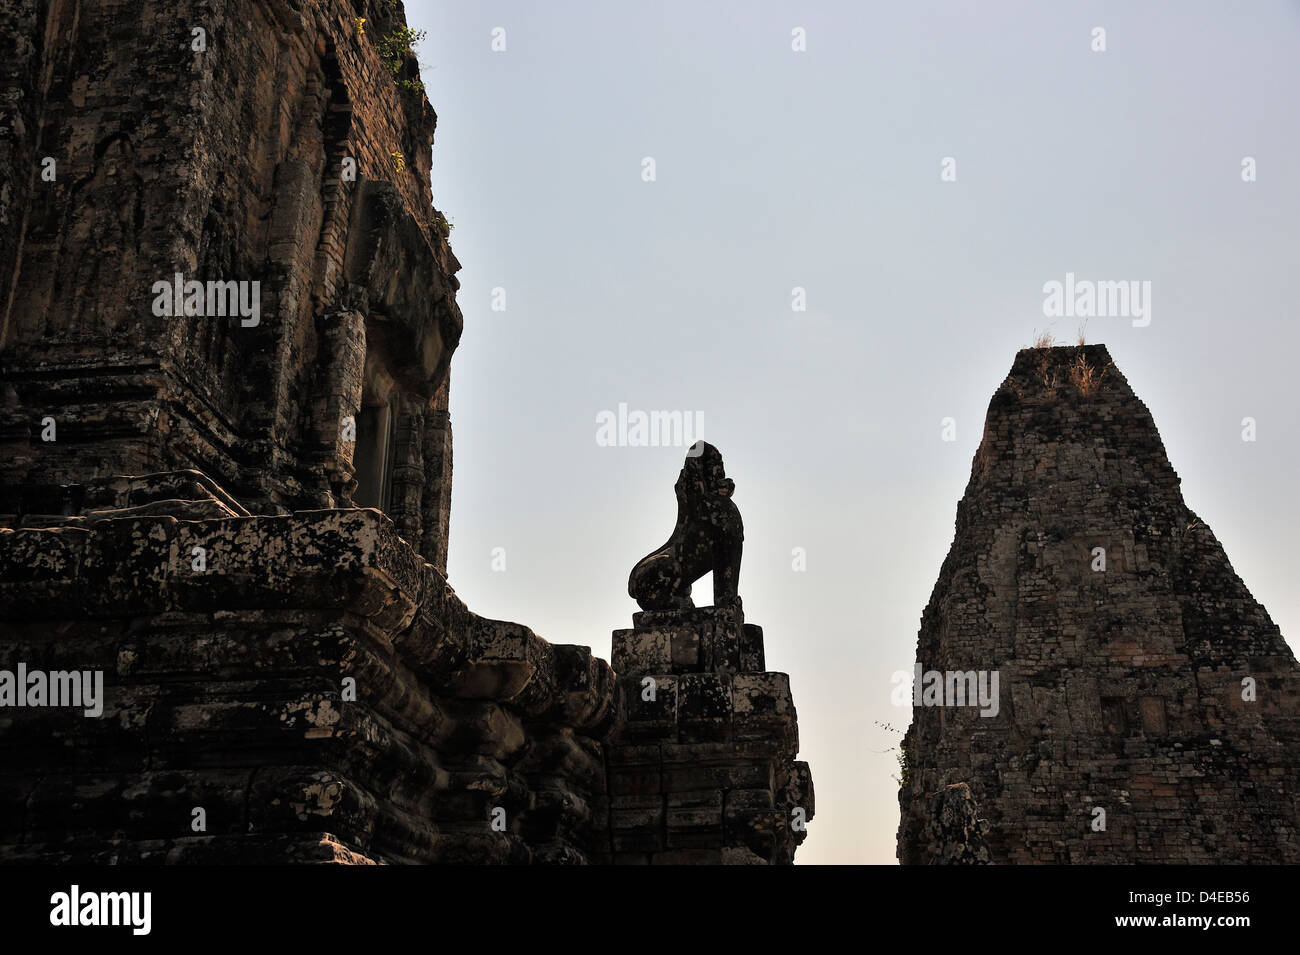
(628, 441, 743, 611)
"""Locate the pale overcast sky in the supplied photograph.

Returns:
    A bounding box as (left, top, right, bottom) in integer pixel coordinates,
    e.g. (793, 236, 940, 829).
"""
(405, 0, 1300, 864)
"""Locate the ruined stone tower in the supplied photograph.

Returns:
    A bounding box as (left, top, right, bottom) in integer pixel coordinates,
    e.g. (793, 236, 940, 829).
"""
(0, 0, 811, 863)
(898, 344, 1300, 864)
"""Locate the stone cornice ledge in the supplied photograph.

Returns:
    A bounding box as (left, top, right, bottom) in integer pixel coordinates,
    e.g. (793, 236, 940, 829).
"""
(0, 508, 618, 739)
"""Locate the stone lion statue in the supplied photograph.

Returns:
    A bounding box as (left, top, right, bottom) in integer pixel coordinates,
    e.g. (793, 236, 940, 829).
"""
(628, 441, 744, 611)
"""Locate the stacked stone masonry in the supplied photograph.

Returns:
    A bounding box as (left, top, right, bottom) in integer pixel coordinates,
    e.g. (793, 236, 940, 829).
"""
(898, 345, 1300, 864)
(0, 488, 619, 863)
(0, 0, 814, 864)
(0, 480, 813, 864)
(0, 0, 462, 554)
(609, 602, 814, 864)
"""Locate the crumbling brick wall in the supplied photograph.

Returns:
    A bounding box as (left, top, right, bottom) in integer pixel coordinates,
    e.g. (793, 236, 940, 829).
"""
(899, 345, 1300, 864)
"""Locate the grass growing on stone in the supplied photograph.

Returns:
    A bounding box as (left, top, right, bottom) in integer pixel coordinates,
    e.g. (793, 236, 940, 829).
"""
(1069, 352, 1106, 396)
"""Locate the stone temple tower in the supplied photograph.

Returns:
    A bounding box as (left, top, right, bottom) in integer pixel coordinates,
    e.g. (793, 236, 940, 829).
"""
(898, 345, 1300, 864)
(0, 0, 459, 565)
(0, 0, 812, 864)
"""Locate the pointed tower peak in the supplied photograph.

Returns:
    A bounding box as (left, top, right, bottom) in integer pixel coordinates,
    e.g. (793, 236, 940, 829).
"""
(900, 348, 1300, 864)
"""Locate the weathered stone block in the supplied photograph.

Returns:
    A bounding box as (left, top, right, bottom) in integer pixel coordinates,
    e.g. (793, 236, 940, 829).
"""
(740, 623, 766, 671)
(82, 517, 176, 615)
(622, 674, 678, 736)
(661, 760, 773, 792)
(677, 673, 731, 727)
(611, 628, 670, 674)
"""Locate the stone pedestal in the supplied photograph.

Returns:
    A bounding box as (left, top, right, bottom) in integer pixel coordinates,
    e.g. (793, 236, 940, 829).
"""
(607, 601, 814, 864)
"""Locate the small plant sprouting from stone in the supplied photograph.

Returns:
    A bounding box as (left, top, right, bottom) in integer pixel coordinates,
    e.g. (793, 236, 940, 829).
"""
(1171, 518, 1204, 547)
(1036, 354, 1056, 389)
(875, 720, 912, 788)
(375, 26, 425, 63)
(391, 151, 405, 172)
(1029, 331, 1060, 389)
(433, 212, 453, 238)
(374, 26, 427, 94)
(355, 17, 366, 36)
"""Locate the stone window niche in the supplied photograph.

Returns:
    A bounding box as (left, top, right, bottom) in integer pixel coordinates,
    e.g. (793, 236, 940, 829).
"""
(345, 318, 453, 576)
(354, 336, 402, 513)
(354, 396, 399, 511)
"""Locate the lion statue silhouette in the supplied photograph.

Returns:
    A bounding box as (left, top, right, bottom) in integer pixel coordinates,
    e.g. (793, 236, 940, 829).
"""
(628, 441, 744, 611)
